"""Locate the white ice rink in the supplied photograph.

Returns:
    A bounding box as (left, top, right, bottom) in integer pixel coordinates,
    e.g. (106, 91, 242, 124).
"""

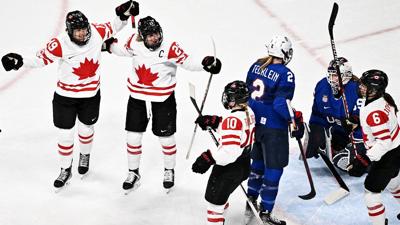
(0, 0, 399, 224)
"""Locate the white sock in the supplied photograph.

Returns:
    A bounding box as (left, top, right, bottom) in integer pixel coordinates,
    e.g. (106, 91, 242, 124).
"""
(207, 202, 225, 225)
(57, 128, 75, 169)
(159, 135, 176, 169)
(126, 132, 143, 170)
(365, 190, 386, 225)
(78, 122, 94, 155)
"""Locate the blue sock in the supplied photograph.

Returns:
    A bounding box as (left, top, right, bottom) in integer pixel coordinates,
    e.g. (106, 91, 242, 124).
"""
(260, 168, 283, 212)
(247, 160, 264, 197)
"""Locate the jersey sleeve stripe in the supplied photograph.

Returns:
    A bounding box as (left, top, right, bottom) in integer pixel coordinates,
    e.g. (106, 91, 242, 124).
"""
(372, 129, 390, 136)
(221, 141, 241, 146)
(378, 135, 391, 140)
(391, 125, 400, 141)
(221, 134, 241, 140)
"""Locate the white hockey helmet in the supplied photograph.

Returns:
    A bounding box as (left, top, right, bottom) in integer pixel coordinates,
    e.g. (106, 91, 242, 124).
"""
(327, 57, 353, 92)
(266, 35, 293, 65)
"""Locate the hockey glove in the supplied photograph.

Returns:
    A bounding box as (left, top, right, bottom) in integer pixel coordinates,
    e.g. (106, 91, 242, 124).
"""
(341, 115, 360, 134)
(290, 110, 305, 139)
(102, 37, 118, 53)
(202, 56, 222, 74)
(195, 115, 221, 131)
(192, 150, 215, 174)
(347, 154, 370, 177)
(2, 53, 23, 71)
(116, 0, 139, 20)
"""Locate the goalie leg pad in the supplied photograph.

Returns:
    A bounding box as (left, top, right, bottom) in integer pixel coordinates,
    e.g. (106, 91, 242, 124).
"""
(332, 147, 351, 172)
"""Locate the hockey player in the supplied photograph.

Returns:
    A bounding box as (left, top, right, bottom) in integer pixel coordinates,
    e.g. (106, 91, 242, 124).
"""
(191, 80, 255, 225)
(306, 57, 367, 173)
(347, 70, 400, 225)
(102, 16, 222, 192)
(1, 1, 139, 189)
(245, 35, 304, 225)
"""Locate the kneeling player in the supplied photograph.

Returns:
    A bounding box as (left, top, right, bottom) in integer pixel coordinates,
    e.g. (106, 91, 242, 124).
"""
(192, 81, 255, 225)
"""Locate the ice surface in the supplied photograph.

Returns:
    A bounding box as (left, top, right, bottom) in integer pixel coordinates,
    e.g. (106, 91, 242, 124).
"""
(1, 0, 399, 224)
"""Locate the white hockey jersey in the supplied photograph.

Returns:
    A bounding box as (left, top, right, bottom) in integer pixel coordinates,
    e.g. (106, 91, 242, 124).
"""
(211, 108, 256, 166)
(360, 97, 400, 161)
(23, 17, 127, 98)
(110, 34, 204, 102)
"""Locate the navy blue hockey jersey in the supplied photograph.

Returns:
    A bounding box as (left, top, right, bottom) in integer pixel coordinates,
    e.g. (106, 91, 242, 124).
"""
(246, 62, 295, 129)
(309, 77, 363, 139)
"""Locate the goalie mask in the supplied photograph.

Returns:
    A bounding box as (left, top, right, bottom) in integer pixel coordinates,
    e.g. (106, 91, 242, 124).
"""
(266, 35, 293, 65)
(222, 80, 250, 109)
(66, 10, 91, 46)
(138, 16, 163, 51)
(359, 69, 388, 100)
(326, 57, 353, 95)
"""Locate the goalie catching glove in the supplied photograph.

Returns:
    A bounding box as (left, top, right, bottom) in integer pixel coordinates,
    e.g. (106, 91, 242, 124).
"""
(115, 0, 139, 21)
(192, 150, 215, 174)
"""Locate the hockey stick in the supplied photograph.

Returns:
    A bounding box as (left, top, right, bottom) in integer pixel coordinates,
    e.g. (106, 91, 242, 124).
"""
(189, 84, 263, 225)
(286, 100, 316, 200)
(319, 2, 351, 205)
(328, 2, 358, 151)
(185, 37, 217, 159)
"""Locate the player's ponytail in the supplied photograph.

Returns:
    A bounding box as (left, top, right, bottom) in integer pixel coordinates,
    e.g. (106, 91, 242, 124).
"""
(383, 93, 398, 114)
(257, 56, 273, 70)
(239, 103, 251, 130)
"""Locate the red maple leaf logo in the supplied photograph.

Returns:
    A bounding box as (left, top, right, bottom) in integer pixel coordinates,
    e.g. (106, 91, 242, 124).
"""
(72, 58, 99, 80)
(135, 64, 158, 86)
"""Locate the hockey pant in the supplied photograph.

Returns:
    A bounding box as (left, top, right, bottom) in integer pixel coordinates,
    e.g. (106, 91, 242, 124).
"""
(364, 148, 400, 224)
(206, 156, 250, 205)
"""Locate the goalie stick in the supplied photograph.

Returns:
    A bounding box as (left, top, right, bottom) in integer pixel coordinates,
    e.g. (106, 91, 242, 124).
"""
(186, 37, 217, 159)
(189, 83, 264, 225)
(286, 100, 316, 200)
(328, 2, 358, 153)
(318, 2, 351, 205)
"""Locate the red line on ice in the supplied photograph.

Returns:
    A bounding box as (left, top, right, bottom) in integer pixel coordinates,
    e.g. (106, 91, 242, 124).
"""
(0, 0, 69, 93)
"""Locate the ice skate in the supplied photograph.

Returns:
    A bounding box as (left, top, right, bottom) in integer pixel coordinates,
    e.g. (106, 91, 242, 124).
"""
(78, 153, 90, 179)
(54, 166, 72, 193)
(163, 168, 174, 193)
(123, 169, 141, 195)
(244, 196, 258, 225)
(397, 213, 400, 220)
(259, 211, 286, 225)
